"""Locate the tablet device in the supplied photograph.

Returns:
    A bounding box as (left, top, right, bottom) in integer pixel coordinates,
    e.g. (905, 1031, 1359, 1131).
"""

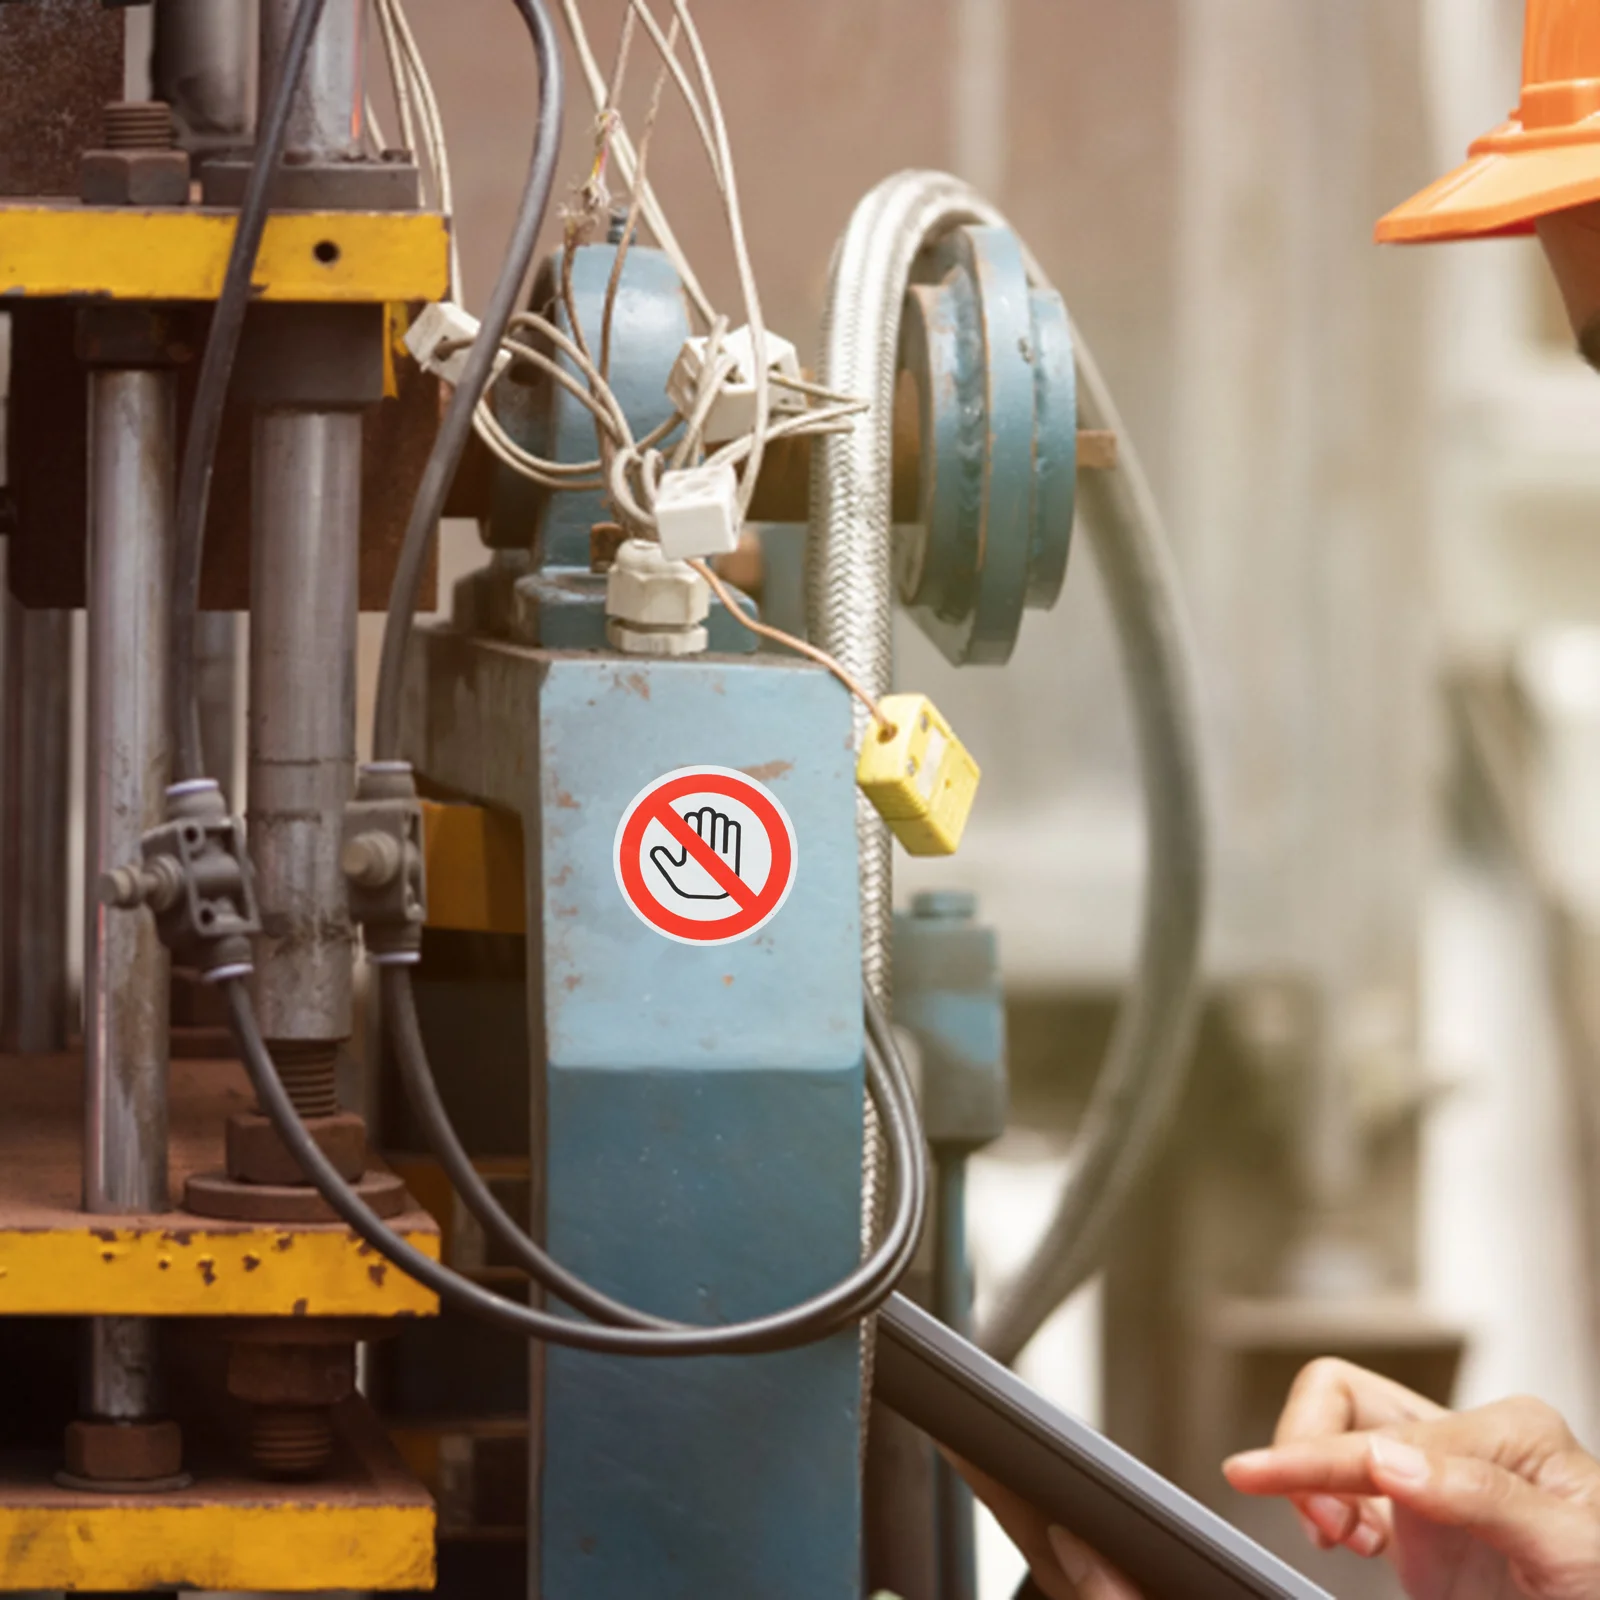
(876, 1295, 1335, 1600)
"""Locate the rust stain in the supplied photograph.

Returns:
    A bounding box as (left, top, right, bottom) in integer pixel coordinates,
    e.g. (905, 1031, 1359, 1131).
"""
(623, 672, 651, 700)
(368, 1263, 388, 1287)
(242, 1253, 261, 1272)
(740, 759, 793, 783)
(90, 1227, 118, 1243)
(550, 863, 572, 887)
(554, 904, 579, 919)
(158, 1257, 171, 1271)
(161, 1229, 194, 1247)
(553, 789, 580, 811)
(292, 1297, 308, 1316)
(100, 1250, 115, 1264)
(562, 973, 582, 992)
(722, 975, 735, 987)
(274, 1233, 295, 1252)
(197, 1256, 217, 1287)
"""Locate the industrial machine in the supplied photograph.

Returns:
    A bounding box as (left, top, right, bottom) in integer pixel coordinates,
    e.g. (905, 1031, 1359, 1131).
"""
(0, 2, 1205, 1597)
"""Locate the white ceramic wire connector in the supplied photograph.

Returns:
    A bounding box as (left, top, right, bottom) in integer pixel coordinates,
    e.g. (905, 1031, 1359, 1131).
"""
(666, 324, 804, 442)
(653, 463, 741, 561)
(404, 301, 509, 388)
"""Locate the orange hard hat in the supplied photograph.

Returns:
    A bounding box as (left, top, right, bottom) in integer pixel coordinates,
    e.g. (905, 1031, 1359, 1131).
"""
(1378, 0, 1600, 244)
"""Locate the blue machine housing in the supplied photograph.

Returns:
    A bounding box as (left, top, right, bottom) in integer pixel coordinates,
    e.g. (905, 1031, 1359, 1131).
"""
(404, 633, 866, 1599)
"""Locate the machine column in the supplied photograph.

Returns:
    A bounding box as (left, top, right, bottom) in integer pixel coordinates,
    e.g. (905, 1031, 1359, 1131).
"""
(246, 0, 365, 1104)
(81, 365, 176, 1444)
(247, 408, 361, 1087)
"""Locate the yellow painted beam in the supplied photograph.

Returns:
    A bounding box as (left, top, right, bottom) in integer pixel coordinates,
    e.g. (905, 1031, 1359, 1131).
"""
(0, 1400, 435, 1592)
(421, 798, 527, 935)
(0, 1216, 440, 1317)
(0, 1499, 434, 1592)
(0, 203, 449, 302)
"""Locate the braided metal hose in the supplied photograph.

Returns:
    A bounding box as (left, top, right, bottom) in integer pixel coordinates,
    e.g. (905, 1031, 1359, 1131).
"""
(810, 170, 1208, 1368)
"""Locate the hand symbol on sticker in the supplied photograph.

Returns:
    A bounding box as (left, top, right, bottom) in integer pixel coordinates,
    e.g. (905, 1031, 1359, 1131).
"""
(649, 805, 743, 900)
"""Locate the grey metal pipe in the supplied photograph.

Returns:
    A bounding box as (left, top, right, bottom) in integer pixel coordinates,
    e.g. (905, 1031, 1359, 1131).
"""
(84, 370, 176, 1421)
(195, 611, 240, 801)
(810, 172, 1208, 1368)
(87, 1316, 162, 1422)
(0, 602, 72, 1054)
(247, 408, 360, 1065)
(84, 369, 174, 1217)
(258, 0, 363, 160)
(153, 0, 254, 150)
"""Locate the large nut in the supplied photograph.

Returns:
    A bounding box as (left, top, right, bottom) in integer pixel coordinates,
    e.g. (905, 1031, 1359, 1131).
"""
(605, 539, 709, 629)
(227, 1341, 355, 1408)
(79, 147, 191, 207)
(64, 1418, 183, 1483)
(226, 1109, 367, 1185)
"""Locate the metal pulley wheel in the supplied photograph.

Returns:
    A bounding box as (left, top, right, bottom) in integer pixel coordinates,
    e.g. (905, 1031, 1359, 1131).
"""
(895, 223, 1077, 665)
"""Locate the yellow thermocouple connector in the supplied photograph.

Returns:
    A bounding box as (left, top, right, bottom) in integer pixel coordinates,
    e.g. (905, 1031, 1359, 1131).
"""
(857, 693, 981, 856)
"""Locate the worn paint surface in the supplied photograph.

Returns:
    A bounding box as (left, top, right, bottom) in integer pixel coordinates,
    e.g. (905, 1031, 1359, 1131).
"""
(0, 1502, 433, 1591)
(405, 638, 865, 1597)
(0, 204, 448, 303)
(0, 1219, 440, 1316)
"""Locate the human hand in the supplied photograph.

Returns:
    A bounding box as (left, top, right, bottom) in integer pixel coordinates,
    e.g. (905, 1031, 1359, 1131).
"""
(952, 1455, 1141, 1600)
(1223, 1357, 1600, 1600)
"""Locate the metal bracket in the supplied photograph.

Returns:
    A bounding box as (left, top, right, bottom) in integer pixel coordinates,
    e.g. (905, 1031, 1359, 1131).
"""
(897, 223, 1078, 666)
(102, 778, 260, 981)
(342, 762, 426, 965)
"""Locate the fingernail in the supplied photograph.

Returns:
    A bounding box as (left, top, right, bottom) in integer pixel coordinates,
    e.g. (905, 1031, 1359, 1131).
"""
(1305, 1494, 1350, 1538)
(1348, 1519, 1384, 1558)
(1224, 1449, 1274, 1473)
(1369, 1434, 1429, 1486)
(1047, 1526, 1093, 1585)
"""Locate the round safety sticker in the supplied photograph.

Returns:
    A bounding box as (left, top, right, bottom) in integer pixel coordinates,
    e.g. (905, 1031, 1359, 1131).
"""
(613, 765, 798, 945)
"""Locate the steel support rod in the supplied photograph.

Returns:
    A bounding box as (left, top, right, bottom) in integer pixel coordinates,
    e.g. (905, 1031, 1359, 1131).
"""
(247, 408, 360, 1079)
(258, 0, 364, 160)
(0, 599, 72, 1054)
(153, 0, 254, 150)
(247, 0, 366, 1102)
(84, 368, 175, 1419)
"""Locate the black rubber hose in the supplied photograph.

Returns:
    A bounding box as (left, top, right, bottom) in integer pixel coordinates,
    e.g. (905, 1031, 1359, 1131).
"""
(170, 0, 329, 783)
(231, 976, 925, 1354)
(385, 968, 926, 1338)
(369, 2, 563, 762)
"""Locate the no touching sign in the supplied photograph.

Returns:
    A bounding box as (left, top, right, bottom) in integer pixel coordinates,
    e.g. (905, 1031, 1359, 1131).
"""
(613, 766, 798, 946)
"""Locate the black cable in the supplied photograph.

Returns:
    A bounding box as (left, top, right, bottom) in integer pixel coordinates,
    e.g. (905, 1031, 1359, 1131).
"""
(169, 0, 330, 783)
(231, 976, 924, 1354)
(385, 966, 924, 1338)
(201, 0, 927, 1357)
(370, 0, 563, 762)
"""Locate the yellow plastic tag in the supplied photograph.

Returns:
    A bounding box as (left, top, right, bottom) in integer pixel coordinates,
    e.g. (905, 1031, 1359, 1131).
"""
(856, 693, 981, 856)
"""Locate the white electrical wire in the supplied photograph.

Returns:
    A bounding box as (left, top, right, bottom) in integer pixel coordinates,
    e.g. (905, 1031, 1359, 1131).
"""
(374, 0, 462, 301)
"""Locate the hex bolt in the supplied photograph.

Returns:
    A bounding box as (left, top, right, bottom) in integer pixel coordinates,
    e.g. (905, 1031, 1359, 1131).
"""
(249, 1406, 337, 1479)
(340, 830, 404, 888)
(102, 101, 176, 151)
(268, 1038, 341, 1121)
(226, 1332, 356, 1481)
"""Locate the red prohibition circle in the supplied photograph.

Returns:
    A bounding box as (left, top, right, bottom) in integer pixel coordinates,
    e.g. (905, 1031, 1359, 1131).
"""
(614, 767, 797, 945)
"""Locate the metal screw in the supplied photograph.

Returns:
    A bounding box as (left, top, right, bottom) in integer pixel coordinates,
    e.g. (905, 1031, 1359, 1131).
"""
(100, 856, 183, 913)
